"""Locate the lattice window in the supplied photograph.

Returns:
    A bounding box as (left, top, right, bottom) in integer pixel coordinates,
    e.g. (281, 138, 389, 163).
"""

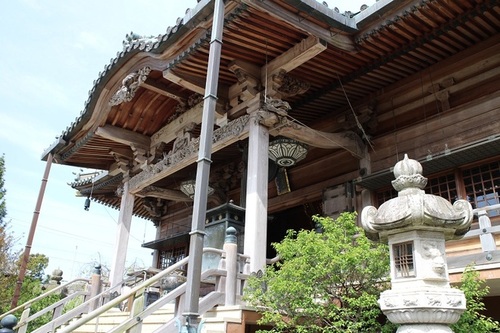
(376, 187, 398, 207)
(393, 241, 415, 278)
(159, 246, 187, 270)
(463, 161, 500, 216)
(375, 159, 500, 216)
(425, 173, 457, 203)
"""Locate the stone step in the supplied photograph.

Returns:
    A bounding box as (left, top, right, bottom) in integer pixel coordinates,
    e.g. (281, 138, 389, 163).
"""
(67, 305, 175, 333)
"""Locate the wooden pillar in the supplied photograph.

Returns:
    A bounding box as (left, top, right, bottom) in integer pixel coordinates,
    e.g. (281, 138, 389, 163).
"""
(109, 179, 135, 289)
(244, 111, 269, 272)
(152, 221, 161, 268)
(359, 147, 373, 209)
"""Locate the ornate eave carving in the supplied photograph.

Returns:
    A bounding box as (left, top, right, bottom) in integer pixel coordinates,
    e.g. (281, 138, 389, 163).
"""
(272, 69, 310, 98)
(143, 197, 168, 219)
(109, 66, 151, 106)
(129, 115, 251, 192)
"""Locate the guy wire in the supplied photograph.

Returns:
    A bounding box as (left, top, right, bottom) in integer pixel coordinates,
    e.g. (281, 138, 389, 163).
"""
(336, 73, 374, 151)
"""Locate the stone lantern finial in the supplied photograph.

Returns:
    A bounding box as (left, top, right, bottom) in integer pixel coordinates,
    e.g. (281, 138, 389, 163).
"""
(361, 154, 473, 333)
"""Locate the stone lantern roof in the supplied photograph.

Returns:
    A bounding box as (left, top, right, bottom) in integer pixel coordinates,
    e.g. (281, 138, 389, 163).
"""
(362, 154, 473, 243)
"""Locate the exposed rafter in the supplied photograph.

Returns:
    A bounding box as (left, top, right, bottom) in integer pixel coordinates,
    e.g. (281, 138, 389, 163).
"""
(243, 0, 356, 52)
(141, 78, 188, 105)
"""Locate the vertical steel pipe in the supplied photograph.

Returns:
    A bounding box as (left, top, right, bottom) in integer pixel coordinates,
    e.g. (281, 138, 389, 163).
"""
(183, 0, 225, 325)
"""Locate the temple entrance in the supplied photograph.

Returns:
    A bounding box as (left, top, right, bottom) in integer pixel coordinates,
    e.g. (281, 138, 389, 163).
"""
(266, 202, 322, 259)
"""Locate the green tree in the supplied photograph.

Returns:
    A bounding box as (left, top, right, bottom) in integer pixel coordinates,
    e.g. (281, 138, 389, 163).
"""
(14, 253, 62, 331)
(244, 213, 392, 333)
(451, 266, 500, 332)
(0, 155, 21, 313)
(0, 154, 6, 225)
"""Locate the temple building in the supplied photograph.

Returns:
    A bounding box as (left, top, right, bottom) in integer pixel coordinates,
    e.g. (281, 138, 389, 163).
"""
(41, 0, 500, 329)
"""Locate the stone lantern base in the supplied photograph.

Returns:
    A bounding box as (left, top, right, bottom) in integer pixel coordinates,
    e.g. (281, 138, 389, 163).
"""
(380, 287, 465, 332)
(396, 324, 453, 333)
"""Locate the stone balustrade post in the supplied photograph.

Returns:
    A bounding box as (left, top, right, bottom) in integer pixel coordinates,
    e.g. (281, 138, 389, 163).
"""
(89, 264, 103, 311)
(224, 227, 238, 306)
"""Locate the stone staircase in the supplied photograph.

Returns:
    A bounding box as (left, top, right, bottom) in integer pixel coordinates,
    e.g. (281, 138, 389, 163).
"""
(64, 304, 175, 333)
(60, 304, 252, 333)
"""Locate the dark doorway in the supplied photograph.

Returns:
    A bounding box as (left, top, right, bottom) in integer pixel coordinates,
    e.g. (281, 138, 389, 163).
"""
(266, 202, 322, 258)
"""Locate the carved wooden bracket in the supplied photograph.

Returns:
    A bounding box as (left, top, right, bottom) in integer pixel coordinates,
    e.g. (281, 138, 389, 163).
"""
(428, 77, 455, 112)
(272, 69, 310, 98)
(109, 66, 151, 106)
(110, 152, 131, 174)
(228, 59, 262, 109)
(129, 115, 251, 193)
(143, 197, 168, 219)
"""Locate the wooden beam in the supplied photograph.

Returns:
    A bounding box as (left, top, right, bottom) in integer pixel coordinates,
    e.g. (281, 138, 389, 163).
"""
(137, 186, 192, 202)
(259, 105, 365, 158)
(129, 116, 251, 193)
(377, 58, 500, 122)
(275, 124, 365, 159)
(262, 36, 327, 83)
(163, 69, 206, 95)
(150, 102, 204, 147)
(108, 147, 133, 160)
(163, 68, 229, 116)
(95, 125, 151, 151)
(268, 170, 359, 214)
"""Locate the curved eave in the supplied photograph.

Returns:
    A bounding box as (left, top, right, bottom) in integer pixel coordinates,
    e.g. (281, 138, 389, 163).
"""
(41, 0, 221, 162)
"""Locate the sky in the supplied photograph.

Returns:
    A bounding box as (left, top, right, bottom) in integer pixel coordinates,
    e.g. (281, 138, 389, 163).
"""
(0, 0, 374, 282)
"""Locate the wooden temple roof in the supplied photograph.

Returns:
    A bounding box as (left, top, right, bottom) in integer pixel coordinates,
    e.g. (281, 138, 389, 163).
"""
(45, 0, 500, 220)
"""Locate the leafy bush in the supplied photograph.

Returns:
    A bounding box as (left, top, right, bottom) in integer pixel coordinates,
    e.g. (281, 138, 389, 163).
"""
(244, 213, 392, 332)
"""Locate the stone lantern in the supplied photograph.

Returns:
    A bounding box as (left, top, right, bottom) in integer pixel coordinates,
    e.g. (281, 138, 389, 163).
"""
(361, 154, 473, 333)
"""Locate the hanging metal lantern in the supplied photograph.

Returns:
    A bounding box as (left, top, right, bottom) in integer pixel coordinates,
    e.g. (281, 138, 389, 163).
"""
(268, 137, 308, 167)
(180, 179, 215, 199)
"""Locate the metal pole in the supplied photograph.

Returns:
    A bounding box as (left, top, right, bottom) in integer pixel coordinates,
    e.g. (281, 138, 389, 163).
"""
(11, 153, 53, 309)
(183, 0, 225, 328)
